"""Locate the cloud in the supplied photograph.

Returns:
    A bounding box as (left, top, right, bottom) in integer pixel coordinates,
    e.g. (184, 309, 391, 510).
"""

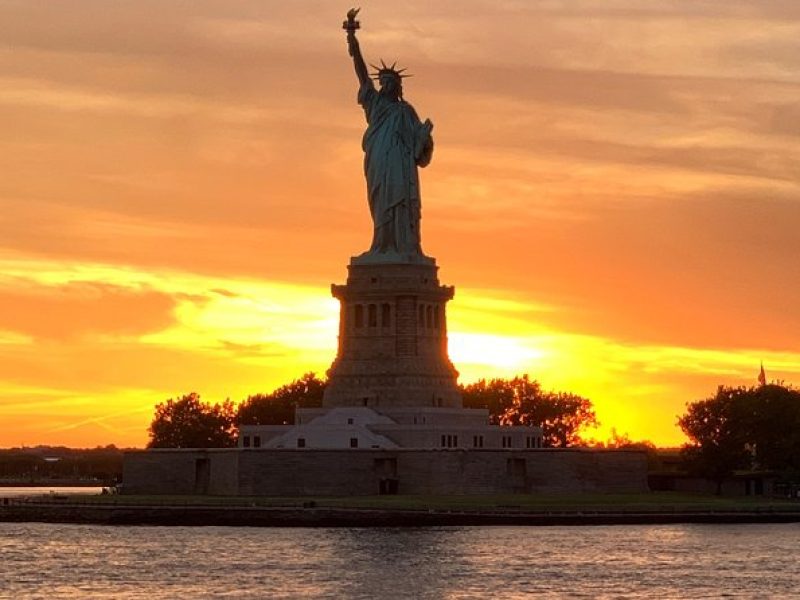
(0, 281, 176, 341)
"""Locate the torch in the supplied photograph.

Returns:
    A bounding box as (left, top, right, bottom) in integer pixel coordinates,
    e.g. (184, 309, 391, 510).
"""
(343, 8, 361, 56)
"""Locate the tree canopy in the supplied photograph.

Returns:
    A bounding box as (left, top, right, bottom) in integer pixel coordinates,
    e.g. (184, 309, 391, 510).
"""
(679, 383, 800, 490)
(236, 372, 326, 426)
(461, 375, 598, 447)
(147, 392, 237, 448)
(146, 373, 598, 449)
(589, 429, 656, 451)
(146, 375, 326, 448)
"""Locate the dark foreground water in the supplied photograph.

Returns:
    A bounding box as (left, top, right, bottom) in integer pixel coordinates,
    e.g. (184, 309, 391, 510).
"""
(1, 523, 798, 599)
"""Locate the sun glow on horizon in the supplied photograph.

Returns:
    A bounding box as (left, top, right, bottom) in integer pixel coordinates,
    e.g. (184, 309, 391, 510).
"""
(448, 331, 547, 374)
(2, 254, 797, 448)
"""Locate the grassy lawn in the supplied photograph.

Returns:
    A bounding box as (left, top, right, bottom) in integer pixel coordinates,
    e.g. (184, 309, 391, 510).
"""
(42, 492, 798, 512)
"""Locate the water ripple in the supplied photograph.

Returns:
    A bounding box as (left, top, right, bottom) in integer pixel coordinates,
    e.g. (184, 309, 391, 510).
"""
(1, 523, 798, 599)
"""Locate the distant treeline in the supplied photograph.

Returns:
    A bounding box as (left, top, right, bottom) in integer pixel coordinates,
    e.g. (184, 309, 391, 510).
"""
(0, 446, 123, 484)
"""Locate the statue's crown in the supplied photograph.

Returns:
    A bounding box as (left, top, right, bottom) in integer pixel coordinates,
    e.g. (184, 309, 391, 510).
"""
(370, 59, 412, 81)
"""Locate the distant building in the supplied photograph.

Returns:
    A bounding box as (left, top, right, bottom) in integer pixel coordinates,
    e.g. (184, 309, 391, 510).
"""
(239, 407, 542, 450)
(648, 450, 778, 497)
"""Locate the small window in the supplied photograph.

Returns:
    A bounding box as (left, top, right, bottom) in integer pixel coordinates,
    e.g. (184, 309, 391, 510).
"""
(362, 397, 369, 406)
(426, 305, 433, 328)
(242, 435, 251, 448)
(433, 305, 440, 329)
(297, 438, 306, 448)
(253, 435, 261, 448)
(368, 304, 377, 327)
(418, 304, 425, 326)
(355, 305, 364, 328)
(350, 437, 359, 448)
(347, 417, 354, 425)
(441, 434, 446, 447)
(453, 435, 458, 447)
(381, 303, 391, 327)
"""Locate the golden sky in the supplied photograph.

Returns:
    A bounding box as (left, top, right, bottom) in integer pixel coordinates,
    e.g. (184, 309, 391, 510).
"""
(1, 1, 799, 447)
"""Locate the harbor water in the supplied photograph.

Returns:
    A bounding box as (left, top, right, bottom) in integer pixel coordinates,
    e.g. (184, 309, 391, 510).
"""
(1, 522, 798, 598)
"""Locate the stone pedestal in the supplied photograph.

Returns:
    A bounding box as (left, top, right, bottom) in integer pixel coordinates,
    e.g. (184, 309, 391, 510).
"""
(323, 257, 462, 409)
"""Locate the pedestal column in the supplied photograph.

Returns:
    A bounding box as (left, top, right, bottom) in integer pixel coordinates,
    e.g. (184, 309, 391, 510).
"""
(323, 259, 461, 409)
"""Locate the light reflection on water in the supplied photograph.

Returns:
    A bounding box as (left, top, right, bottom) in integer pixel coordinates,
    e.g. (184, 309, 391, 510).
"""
(1, 523, 798, 599)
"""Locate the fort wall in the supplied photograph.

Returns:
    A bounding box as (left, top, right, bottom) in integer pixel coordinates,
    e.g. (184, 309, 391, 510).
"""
(123, 448, 648, 496)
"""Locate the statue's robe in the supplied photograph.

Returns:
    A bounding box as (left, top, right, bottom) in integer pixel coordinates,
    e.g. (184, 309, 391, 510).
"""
(359, 82, 433, 256)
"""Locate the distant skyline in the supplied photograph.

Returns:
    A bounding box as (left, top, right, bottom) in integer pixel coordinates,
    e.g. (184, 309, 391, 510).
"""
(1, 1, 799, 447)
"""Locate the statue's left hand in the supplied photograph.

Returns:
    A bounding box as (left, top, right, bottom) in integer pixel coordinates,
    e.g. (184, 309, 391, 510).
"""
(416, 120, 434, 165)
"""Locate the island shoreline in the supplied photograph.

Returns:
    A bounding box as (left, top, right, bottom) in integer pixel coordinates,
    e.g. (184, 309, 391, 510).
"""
(3, 503, 800, 527)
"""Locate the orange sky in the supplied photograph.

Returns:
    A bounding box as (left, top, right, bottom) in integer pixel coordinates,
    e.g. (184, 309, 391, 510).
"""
(1, 1, 799, 448)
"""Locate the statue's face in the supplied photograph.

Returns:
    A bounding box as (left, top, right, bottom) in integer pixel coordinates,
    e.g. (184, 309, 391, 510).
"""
(379, 75, 402, 100)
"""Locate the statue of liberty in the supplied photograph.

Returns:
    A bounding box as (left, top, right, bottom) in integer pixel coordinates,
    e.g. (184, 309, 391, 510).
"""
(344, 8, 434, 262)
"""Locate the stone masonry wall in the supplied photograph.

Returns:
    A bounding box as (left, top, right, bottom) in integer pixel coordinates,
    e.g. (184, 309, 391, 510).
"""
(123, 449, 648, 496)
(123, 449, 239, 496)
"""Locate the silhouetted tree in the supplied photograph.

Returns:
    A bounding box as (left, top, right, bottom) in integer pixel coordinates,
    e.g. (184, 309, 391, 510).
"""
(745, 384, 800, 475)
(236, 372, 326, 426)
(678, 383, 800, 493)
(148, 392, 236, 448)
(588, 429, 656, 450)
(459, 377, 522, 425)
(461, 375, 598, 447)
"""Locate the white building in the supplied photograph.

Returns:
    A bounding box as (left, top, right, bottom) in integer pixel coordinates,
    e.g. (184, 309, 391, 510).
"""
(239, 406, 542, 450)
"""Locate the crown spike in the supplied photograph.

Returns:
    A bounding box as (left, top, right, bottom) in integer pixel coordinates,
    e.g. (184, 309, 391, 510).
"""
(370, 60, 412, 82)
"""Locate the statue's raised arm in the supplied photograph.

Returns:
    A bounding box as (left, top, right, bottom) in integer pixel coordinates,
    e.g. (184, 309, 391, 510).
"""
(344, 8, 370, 88)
